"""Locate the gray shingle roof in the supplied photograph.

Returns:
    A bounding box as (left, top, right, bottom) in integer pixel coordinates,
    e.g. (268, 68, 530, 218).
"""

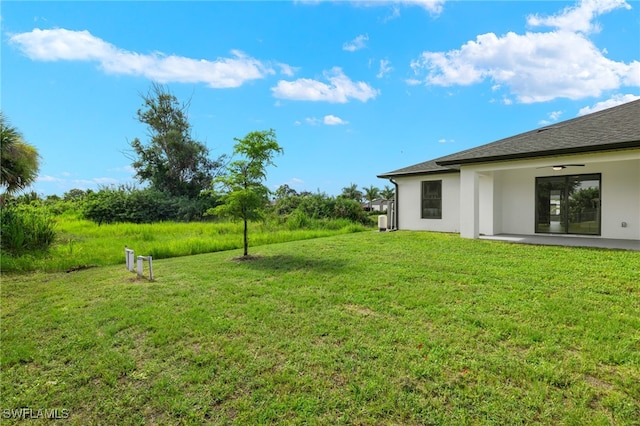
(378, 99, 640, 178)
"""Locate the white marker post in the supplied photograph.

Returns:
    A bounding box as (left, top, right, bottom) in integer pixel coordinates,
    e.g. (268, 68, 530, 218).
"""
(125, 248, 135, 272)
(136, 255, 154, 281)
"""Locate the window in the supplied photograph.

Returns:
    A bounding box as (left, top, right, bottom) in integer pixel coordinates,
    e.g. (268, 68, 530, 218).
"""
(421, 180, 442, 219)
(535, 174, 601, 235)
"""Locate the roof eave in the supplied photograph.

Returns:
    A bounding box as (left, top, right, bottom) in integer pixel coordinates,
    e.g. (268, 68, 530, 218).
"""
(377, 168, 460, 179)
(435, 140, 640, 166)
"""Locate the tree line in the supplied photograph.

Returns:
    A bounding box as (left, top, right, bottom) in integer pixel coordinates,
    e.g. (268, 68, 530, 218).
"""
(1, 85, 394, 257)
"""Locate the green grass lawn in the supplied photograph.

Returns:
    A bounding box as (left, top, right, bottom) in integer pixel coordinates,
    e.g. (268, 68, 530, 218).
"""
(0, 215, 368, 273)
(2, 231, 639, 424)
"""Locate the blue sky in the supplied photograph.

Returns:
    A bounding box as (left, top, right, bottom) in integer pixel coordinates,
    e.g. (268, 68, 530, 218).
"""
(2, 0, 639, 197)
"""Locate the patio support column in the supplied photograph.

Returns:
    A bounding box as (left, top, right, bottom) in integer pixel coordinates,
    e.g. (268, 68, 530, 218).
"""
(460, 169, 479, 239)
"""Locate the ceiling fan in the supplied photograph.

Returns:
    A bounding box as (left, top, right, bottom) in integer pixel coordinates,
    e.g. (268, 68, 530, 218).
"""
(537, 164, 585, 170)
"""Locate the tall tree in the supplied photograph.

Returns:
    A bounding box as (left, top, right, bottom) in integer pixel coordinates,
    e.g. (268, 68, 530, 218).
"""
(341, 183, 363, 202)
(211, 129, 283, 257)
(129, 84, 225, 198)
(362, 185, 380, 211)
(1, 112, 40, 195)
(273, 184, 298, 200)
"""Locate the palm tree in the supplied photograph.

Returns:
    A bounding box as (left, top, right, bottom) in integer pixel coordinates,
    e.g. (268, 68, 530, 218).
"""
(1, 112, 40, 195)
(380, 185, 395, 201)
(362, 185, 380, 211)
(341, 183, 363, 202)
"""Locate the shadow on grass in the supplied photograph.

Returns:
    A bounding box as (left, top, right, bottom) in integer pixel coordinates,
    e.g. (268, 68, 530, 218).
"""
(236, 253, 350, 274)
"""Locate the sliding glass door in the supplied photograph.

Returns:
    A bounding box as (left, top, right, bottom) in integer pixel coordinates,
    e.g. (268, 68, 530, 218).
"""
(535, 174, 601, 235)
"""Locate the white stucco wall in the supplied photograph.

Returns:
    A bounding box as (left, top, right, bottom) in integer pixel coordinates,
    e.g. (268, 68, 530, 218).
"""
(394, 173, 460, 232)
(479, 172, 497, 236)
(600, 158, 640, 240)
(495, 168, 536, 235)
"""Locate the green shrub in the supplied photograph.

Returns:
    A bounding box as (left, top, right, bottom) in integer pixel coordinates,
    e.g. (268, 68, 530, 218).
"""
(82, 186, 221, 224)
(0, 205, 56, 255)
(273, 194, 302, 216)
(333, 196, 368, 224)
(295, 193, 334, 219)
(273, 192, 372, 226)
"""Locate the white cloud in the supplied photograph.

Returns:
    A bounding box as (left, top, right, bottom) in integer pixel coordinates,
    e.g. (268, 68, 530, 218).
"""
(376, 59, 393, 78)
(437, 138, 454, 143)
(363, 0, 446, 15)
(272, 67, 379, 103)
(538, 110, 563, 125)
(549, 110, 563, 121)
(323, 115, 348, 125)
(302, 115, 349, 125)
(277, 62, 299, 77)
(400, 0, 446, 15)
(383, 6, 402, 22)
(624, 61, 640, 86)
(409, 0, 639, 103)
(9, 28, 279, 88)
(289, 177, 305, 186)
(527, 0, 631, 34)
(275, 177, 305, 191)
(301, 0, 446, 16)
(37, 175, 61, 183)
(577, 93, 640, 115)
(343, 34, 369, 52)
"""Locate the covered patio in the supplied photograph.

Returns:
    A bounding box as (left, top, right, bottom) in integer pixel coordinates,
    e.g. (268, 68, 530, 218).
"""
(480, 234, 640, 251)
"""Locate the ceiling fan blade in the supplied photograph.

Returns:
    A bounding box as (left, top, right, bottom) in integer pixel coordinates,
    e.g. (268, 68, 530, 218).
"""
(536, 164, 585, 169)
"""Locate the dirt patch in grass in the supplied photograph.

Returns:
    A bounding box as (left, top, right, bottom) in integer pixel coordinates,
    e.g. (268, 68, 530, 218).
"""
(584, 375, 614, 391)
(66, 264, 99, 273)
(231, 255, 263, 262)
(344, 303, 377, 317)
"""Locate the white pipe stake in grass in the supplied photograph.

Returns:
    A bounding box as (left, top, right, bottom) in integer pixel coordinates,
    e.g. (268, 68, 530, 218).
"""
(136, 255, 154, 281)
(125, 248, 135, 272)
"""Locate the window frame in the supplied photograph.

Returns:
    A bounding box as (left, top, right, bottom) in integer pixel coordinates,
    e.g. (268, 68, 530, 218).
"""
(534, 173, 601, 236)
(421, 180, 442, 220)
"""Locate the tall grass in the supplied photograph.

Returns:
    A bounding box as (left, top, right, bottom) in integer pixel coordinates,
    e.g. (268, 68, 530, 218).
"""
(0, 212, 370, 273)
(0, 206, 56, 255)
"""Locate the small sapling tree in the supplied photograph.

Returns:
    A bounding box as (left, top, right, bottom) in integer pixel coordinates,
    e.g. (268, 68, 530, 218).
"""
(211, 129, 283, 258)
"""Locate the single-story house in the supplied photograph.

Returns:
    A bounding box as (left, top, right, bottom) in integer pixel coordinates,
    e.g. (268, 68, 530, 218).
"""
(364, 199, 393, 212)
(378, 99, 640, 242)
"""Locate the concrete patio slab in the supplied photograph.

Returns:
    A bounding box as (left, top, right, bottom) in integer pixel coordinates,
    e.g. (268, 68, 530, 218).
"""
(480, 234, 640, 251)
